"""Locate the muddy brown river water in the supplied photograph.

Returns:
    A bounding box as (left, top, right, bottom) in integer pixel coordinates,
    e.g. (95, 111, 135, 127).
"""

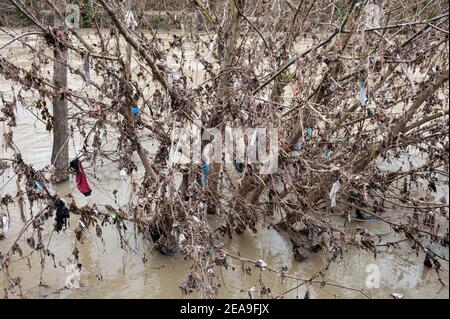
(0, 29, 448, 299)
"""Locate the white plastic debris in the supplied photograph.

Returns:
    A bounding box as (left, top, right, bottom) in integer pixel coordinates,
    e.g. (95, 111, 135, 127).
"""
(65, 263, 81, 289)
(329, 180, 340, 208)
(78, 220, 86, 228)
(359, 79, 368, 107)
(1, 216, 10, 233)
(206, 35, 218, 60)
(191, 216, 200, 223)
(391, 293, 404, 299)
(99, 129, 105, 143)
(124, 11, 138, 29)
(292, 221, 305, 232)
(167, 67, 174, 85)
(240, 110, 249, 121)
(256, 259, 267, 269)
(120, 168, 127, 180)
(233, 79, 241, 89)
(178, 233, 186, 245)
(365, 3, 382, 28)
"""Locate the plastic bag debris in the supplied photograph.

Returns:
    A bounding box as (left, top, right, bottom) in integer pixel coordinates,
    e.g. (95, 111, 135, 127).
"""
(83, 53, 90, 85)
(120, 168, 127, 180)
(240, 109, 249, 121)
(233, 79, 242, 89)
(167, 67, 174, 85)
(1, 216, 10, 233)
(306, 127, 312, 139)
(131, 105, 139, 114)
(359, 79, 368, 107)
(54, 198, 69, 233)
(356, 208, 378, 220)
(99, 128, 105, 143)
(206, 35, 217, 60)
(65, 263, 81, 289)
(329, 180, 340, 208)
(34, 181, 42, 190)
(202, 163, 209, 185)
(178, 233, 186, 245)
(256, 259, 267, 269)
(365, 3, 381, 28)
(233, 161, 244, 173)
(109, 212, 118, 223)
(293, 141, 301, 151)
(124, 11, 138, 29)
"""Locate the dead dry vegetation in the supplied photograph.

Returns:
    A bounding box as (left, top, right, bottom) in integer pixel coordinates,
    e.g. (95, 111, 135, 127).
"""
(0, 0, 449, 298)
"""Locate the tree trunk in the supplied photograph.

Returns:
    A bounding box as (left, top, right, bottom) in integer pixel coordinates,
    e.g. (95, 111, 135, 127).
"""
(51, 0, 69, 182)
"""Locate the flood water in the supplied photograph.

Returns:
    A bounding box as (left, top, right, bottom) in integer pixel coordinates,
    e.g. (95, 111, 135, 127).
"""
(0, 29, 448, 299)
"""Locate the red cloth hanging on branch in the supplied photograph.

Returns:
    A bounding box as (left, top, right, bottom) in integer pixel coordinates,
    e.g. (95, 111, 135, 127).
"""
(70, 158, 92, 197)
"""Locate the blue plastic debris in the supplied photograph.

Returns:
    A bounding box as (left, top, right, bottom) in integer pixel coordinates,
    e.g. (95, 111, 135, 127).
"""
(202, 163, 209, 185)
(359, 79, 368, 107)
(287, 52, 292, 61)
(323, 148, 332, 158)
(131, 105, 139, 114)
(34, 181, 42, 190)
(306, 127, 312, 139)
